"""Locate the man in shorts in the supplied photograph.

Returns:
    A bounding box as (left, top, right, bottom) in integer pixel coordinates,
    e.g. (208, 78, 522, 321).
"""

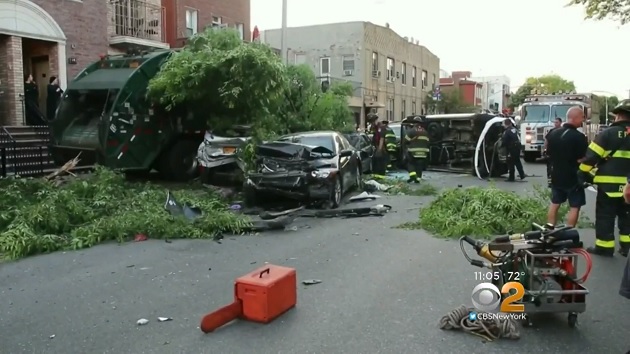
(545, 106, 589, 227)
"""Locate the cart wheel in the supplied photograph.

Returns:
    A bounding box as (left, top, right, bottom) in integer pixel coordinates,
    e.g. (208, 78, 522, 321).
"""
(568, 313, 578, 328)
(522, 314, 533, 327)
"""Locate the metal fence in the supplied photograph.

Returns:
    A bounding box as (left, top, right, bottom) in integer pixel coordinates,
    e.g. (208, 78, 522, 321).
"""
(0, 126, 51, 178)
(112, 0, 165, 42)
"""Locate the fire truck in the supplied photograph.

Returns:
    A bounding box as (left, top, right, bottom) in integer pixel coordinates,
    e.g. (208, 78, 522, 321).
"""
(518, 91, 600, 162)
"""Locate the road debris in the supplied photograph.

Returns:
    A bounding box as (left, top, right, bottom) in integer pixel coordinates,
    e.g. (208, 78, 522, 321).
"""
(349, 191, 381, 202)
(364, 180, 391, 192)
(134, 234, 148, 242)
(137, 318, 149, 325)
(302, 279, 322, 285)
(157, 317, 173, 322)
(49, 334, 55, 339)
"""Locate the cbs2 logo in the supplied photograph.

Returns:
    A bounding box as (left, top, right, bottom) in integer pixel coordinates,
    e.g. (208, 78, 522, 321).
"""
(471, 282, 525, 313)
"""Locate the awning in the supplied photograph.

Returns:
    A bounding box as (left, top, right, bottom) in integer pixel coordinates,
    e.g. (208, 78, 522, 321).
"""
(68, 68, 135, 90)
(365, 101, 385, 108)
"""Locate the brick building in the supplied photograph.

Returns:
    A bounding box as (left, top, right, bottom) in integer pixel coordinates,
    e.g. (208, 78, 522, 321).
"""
(0, 0, 250, 125)
(262, 22, 440, 127)
(163, 0, 250, 48)
(439, 71, 483, 108)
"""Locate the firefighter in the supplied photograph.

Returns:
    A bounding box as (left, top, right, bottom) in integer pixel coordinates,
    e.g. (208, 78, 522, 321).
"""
(502, 118, 526, 182)
(405, 116, 429, 183)
(382, 120, 398, 170)
(368, 113, 387, 176)
(579, 100, 630, 257)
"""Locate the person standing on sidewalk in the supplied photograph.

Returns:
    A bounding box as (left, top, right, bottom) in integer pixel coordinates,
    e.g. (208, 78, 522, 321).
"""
(545, 107, 588, 227)
(544, 117, 563, 186)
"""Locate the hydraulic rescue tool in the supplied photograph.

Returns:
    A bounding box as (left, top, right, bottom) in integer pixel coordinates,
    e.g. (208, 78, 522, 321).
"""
(459, 223, 592, 327)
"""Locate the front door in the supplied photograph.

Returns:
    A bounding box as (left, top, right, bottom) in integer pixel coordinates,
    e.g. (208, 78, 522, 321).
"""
(32, 56, 49, 116)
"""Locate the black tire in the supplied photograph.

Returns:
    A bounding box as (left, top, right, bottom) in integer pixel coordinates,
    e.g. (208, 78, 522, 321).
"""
(158, 139, 200, 182)
(329, 176, 342, 209)
(523, 151, 538, 163)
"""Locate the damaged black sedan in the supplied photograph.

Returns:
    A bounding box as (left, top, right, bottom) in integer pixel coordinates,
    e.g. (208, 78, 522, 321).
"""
(244, 131, 363, 208)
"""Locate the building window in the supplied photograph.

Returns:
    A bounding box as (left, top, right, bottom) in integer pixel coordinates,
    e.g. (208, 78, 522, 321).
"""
(432, 73, 436, 89)
(212, 16, 222, 27)
(401, 62, 407, 85)
(236, 23, 244, 40)
(320, 57, 330, 76)
(185, 9, 198, 37)
(342, 56, 355, 74)
(422, 70, 428, 88)
(372, 52, 378, 73)
(387, 98, 395, 121)
(411, 101, 416, 114)
(412, 66, 417, 87)
(386, 57, 394, 82)
(401, 99, 406, 120)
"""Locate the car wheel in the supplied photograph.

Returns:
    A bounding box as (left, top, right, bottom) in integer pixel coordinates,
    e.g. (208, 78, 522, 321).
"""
(330, 176, 342, 209)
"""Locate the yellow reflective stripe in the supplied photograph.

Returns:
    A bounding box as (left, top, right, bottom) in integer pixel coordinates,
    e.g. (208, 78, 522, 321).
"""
(579, 163, 593, 172)
(417, 136, 429, 140)
(385, 134, 396, 138)
(606, 192, 623, 197)
(620, 235, 630, 243)
(593, 175, 626, 184)
(612, 150, 630, 158)
(404, 136, 411, 141)
(588, 142, 610, 157)
(595, 239, 615, 248)
(409, 172, 417, 176)
(408, 148, 422, 151)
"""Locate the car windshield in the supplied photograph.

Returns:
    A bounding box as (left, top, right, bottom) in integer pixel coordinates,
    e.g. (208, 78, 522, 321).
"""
(389, 124, 402, 139)
(550, 104, 580, 121)
(522, 105, 550, 123)
(278, 135, 336, 153)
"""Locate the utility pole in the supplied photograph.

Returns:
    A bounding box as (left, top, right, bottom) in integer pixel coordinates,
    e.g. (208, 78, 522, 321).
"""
(281, 0, 288, 64)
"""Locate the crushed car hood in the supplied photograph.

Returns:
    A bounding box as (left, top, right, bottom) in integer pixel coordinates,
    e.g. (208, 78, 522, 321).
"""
(256, 142, 335, 159)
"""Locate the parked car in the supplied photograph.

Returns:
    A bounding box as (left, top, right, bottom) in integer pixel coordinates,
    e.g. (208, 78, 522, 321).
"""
(197, 125, 251, 182)
(344, 131, 374, 173)
(244, 131, 362, 208)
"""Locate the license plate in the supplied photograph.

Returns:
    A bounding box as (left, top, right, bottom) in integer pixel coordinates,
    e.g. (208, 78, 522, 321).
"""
(222, 147, 236, 154)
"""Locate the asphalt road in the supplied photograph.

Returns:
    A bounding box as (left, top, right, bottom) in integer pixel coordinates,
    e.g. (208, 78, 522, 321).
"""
(1, 162, 629, 354)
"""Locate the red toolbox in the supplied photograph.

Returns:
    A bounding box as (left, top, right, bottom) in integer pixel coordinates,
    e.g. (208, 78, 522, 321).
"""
(200, 264, 297, 333)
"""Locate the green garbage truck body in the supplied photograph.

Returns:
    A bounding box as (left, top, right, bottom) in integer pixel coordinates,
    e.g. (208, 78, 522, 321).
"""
(50, 51, 205, 181)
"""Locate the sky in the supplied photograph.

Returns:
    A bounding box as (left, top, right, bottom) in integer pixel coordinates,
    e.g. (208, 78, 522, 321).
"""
(251, 0, 630, 98)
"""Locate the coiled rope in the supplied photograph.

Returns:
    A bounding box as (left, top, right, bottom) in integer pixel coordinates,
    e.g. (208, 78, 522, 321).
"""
(438, 305, 520, 342)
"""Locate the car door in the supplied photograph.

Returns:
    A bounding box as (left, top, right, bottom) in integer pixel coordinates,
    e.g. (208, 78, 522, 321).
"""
(360, 134, 374, 172)
(335, 135, 352, 189)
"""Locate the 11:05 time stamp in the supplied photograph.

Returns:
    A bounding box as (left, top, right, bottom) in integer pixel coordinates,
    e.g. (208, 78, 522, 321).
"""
(474, 271, 525, 282)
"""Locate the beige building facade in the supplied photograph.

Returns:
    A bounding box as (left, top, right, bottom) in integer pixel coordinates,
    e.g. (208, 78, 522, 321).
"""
(261, 21, 439, 127)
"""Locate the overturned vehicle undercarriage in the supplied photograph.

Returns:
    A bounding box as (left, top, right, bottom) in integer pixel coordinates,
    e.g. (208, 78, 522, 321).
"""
(399, 113, 510, 178)
(243, 141, 357, 208)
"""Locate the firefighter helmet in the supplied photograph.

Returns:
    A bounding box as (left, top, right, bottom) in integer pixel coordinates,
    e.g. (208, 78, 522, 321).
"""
(611, 100, 630, 115)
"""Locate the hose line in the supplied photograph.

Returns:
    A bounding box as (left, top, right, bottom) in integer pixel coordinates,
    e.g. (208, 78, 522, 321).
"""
(438, 305, 521, 341)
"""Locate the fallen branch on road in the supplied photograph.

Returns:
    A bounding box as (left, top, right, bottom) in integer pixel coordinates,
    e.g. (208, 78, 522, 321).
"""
(400, 185, 568, 238)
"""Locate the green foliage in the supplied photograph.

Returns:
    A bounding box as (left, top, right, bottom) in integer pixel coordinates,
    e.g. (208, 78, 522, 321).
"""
(374, 177, 438, 196)
(568, 0, 630, 24)
(524, 75, 576, 95)
(431, 89, 477, 114)
(0, 167, 250, 260)
(595, 95, 620, 123)
(509, 83, 535, 109)
(510, 75, 577, 109)
(413, 185, 567, 238)
(147, 29, 287, 132)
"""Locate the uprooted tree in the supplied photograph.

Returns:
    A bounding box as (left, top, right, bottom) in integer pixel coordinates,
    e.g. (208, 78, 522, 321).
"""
(147, 29, 354, 140)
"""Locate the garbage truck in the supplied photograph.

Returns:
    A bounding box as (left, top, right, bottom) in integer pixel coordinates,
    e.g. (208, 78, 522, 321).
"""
(49, 50, 206, 181)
